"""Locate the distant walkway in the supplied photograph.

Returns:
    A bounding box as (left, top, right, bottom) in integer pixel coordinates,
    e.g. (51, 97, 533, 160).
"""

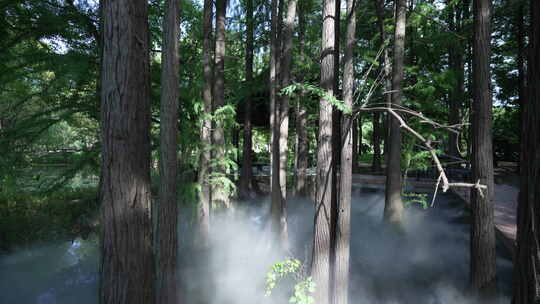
(450, 182, 518, 255)
(351, 172, 519, 255)
(351, 174, 437, 191)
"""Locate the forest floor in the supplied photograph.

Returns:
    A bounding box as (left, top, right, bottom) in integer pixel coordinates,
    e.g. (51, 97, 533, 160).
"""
(178, 186, 513, 304)
(351, 160, 519, 255)
(450, 164, 519, 255)
(0, 184, 514, 303)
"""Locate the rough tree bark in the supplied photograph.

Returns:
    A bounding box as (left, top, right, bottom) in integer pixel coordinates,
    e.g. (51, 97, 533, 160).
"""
(470, 0, 497, 294)
(384, 0, 406, 224)
(157, 0, 180, 302)
(512, 1, 540, 302)
(294, 0, 309, 197)
(197, 0, 213, 246)
(311, 0, 336, 303)
(99, 0, 155, 303)
(239, 0, 255, 199)
(212, 0, 230, 209)
(334, 0, 356, 303)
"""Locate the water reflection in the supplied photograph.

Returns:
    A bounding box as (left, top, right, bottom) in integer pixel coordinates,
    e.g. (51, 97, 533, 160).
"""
(0, 237, 98, 304)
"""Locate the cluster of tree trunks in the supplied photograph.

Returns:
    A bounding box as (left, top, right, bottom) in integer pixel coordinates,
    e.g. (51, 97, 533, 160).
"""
(96, 0, 540, 303)
(197, 0, 231, 244)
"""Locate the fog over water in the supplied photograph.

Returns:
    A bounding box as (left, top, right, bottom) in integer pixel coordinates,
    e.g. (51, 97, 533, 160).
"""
(0, 187, 512, 304)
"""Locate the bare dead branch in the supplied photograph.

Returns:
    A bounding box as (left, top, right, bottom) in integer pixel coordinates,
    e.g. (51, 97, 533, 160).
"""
(347, 104, 488, 200)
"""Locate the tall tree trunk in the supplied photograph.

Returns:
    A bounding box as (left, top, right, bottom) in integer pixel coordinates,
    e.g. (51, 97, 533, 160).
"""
(311, 0, 336, 303)
(464, 0, 473, 170)
(99, 0, 155, 303)
(270, 0, 296, 249)
(269, 0, 278, 199)
(470, 0, 497, 294)
(274, 0, 298, 248)
(374, 0, 392, 168)
(197, 0, 213, 246)
(270, 0, 281, 242)
(372, 112, 382, 172)
(330, 0, 341, 297)
(332, 0, 342, 187)
(157, 0, 180, 302)
(384, 0, 406, 224)
(513, 1, 540, 303)
(239, 0, 254, 199)
(212, 0, 230, 209)
(95, 0, 105, 207)
(294, 0, 309, 197)
(334, 0, 356, 303)
(270, 0, 284, 200)
(447, 0, 465, 166)
(516, 0, 526, 175)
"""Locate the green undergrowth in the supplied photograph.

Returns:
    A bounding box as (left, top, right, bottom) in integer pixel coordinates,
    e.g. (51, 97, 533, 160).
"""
(0, 186, 98, 250)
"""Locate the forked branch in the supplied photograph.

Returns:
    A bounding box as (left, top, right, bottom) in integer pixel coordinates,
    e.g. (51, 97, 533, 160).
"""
(349, 105, 487, 201)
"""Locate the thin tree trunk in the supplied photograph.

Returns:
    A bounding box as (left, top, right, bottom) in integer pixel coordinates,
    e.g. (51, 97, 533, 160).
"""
(464, 0, 473, 169)
(212, 0, 230, 209)
(384, 0, 406, 225)
(294, 0, 309, 197)
(334, 0, 356, 303)
(274, 0, 298, 248)
(357, 113, 362, 165)
(516, 0, 526, 175)
(447, 1, 465, 166)
(157, 0, 180, 302)
(239, 0, 255, 199)
(512, 1, 540, 303)
(470, 0, 497, 294)
(311, 0, 336, 303)
(270, 0, 285, 249)
(330, 0, 341, 296)
(352, 119, 359, 173)
(374, 0, 392, 168)
(197, 0, 213, 246)
(269, 0, 278, 198)
(99, 0, 155, 303)
(372, 112, 382, 172)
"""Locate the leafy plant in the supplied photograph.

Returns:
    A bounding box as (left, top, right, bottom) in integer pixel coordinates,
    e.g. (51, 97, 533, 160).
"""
(403, 192, 429, 209)
(265, 258, 316, 304)
(282, 83, 352, 114)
